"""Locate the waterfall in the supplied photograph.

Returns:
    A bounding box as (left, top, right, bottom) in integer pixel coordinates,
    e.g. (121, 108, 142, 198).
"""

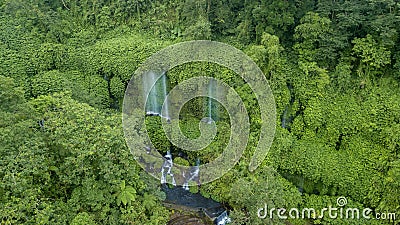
(144, 71, 169, 120)
(208, 80, 212, 120)
(144, 71, 159, 115)
(161, 72, 170, 121)
(141, 74, 230, 225)
(182, 158, 200, 191)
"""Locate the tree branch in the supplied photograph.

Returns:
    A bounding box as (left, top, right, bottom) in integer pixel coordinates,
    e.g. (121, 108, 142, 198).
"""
(61, 0, 70, 10)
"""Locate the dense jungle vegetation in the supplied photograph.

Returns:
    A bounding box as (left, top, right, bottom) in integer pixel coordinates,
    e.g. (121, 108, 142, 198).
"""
(0, 0, 399, 224)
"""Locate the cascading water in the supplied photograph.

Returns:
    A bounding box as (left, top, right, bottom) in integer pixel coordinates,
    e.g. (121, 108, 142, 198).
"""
(208, 81, 212, 121)
(161, 72, 170, 121)
(144, 71, 159, 115)
(144, 71, 169, 120)
(143, 73, 230, 225)
(182, 158, 200, 191)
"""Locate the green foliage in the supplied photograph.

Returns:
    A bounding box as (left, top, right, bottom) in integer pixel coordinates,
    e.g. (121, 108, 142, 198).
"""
(183, 15, 212, 40)
(145, 116, 171, 151)
(252, 0, 295, 41)
(32, 43, 68, 72)
(115, 180, 137, 206)
(31, 70, 69, 97)
(1, 1, 400, 224)
(173, 157, 189, 167)
(294, 12, 345, 68)
(0, 90, 169, 224)
(227, 167, 301, 225)
(352, 34, 391, 76)
(0, 75, 26, 113)
(110, 75, 124, 100)
(71, 212, 97, 225)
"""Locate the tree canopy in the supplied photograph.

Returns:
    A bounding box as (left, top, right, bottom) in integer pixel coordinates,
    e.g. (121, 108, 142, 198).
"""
(1, 0, 399, 224)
